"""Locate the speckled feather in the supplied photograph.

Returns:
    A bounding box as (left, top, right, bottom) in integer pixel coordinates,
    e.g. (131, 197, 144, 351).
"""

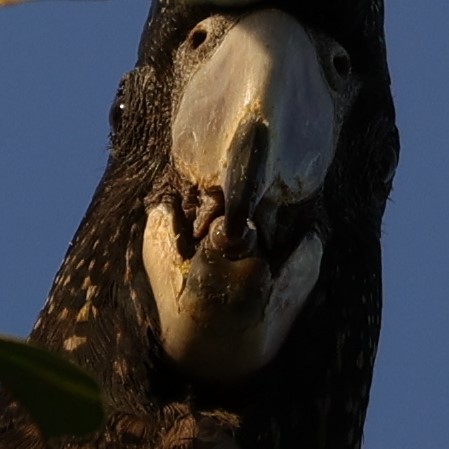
(0, 1, 398, 448)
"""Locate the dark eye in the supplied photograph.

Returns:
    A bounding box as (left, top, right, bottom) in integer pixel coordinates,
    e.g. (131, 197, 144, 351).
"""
(109, 99, 126, 133)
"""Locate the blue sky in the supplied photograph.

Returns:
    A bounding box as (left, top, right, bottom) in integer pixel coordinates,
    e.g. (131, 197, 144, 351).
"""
(0, 1, 448, 448)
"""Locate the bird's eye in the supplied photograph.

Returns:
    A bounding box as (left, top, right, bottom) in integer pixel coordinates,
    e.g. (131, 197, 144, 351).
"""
(109, 99, 126, 133)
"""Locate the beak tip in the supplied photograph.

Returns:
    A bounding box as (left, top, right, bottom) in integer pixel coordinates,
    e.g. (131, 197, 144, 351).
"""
(208, 216, 258, 259)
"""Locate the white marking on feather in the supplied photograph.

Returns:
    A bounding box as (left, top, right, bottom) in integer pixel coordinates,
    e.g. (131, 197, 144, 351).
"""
(81, 276, 92, 290)
(47, 300, 56, 314)
(85, 285, 99, 302)
(62, 275, 72, 287)
(58, 308, 69, 321)
(76, 303, 91, 322)
(113, 359, 129, 380)
(101, 261, 111, 273)
(33, 317, 42, 330)
(63, 335, 87, 351)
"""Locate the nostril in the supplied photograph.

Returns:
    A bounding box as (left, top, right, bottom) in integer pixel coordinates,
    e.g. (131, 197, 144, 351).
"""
(333, 51, 351, 79)
(109, 99, 126, 133)
(189, 28, 208, 50)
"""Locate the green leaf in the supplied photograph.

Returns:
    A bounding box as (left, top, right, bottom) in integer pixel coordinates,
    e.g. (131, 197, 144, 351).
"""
(0, 335, 104, 438)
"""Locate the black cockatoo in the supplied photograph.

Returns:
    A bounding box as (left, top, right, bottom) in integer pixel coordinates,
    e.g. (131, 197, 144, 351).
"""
(0, 1, 399, 448)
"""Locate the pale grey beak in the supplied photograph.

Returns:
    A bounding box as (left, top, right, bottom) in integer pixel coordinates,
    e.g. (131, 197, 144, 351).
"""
(143, 9, 349, 382)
